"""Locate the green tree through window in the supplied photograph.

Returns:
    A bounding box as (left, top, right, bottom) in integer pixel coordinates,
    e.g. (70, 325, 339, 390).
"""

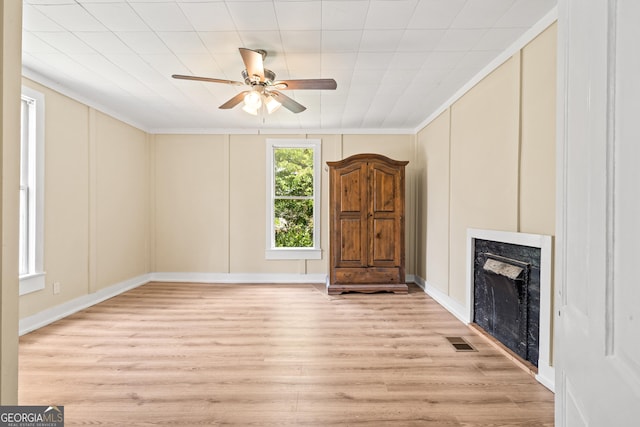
(273, 147, 314, 247)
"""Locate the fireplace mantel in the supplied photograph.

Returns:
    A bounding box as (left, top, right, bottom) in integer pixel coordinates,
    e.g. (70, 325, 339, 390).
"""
(466, 228, 554, 391)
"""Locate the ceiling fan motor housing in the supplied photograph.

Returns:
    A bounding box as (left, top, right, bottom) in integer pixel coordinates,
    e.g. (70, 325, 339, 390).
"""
(242, 69, 276, 86)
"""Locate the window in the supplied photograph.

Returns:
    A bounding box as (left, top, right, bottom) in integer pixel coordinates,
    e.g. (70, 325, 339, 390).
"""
(266, 139, 321, 260)
(19, 86, 45, 295)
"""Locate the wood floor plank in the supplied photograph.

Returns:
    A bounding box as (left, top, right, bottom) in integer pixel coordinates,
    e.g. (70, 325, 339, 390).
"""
(19, 282, 554, 426)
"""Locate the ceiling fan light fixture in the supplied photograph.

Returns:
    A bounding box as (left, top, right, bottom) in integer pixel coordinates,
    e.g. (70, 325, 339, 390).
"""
(264, 94, 281, 114)
(242, 104, 259, 115)
(243, 91, 262, 110)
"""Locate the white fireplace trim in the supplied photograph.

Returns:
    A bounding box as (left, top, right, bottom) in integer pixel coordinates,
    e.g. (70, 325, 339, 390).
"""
(466, 228, 554, 392)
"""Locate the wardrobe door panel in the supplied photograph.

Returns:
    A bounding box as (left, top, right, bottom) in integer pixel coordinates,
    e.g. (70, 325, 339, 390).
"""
(339, 218, 365, 264)
(371, 166, 397, 213)
(371, 218, 396, 264)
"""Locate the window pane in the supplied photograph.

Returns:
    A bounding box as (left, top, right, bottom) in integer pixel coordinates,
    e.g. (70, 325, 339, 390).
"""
(19, 187, 28, 276)
(274, 198, 313, 248)
(19, 98, 30, 276)
(274, 148, 314, 197)
(20, 99, 28, 184)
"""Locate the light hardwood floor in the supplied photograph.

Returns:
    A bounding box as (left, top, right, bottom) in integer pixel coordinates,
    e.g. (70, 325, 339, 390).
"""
(19, 282, 554, 426)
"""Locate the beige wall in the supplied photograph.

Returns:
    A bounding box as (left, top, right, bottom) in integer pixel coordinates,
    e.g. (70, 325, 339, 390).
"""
(449, 54, 521, 303)
(93, 111, 150, 289)
(228, 134, 294, 274)
(520, 24, 557, 236)
(153, 133, 415, 277)
(154, 134, 229, 272)
(28, 80, 89, 311)
(416, 22, 557, 305)
(416, 110, 451, 294)
(19, 79, 151, 318)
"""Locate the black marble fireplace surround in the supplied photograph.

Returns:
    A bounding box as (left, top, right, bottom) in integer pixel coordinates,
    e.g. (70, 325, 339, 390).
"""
(473, 239, 541, 367)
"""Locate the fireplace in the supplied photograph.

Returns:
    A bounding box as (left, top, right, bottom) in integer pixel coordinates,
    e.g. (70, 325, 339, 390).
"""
(473, 243, 540, 366)
(466, 229, 553, 390)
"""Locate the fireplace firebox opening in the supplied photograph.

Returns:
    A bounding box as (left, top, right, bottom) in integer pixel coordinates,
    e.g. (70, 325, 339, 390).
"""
(472, 239, 541, 368)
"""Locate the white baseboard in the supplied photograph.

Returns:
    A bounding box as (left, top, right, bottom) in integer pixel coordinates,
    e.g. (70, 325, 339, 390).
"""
(536, 363, 556, 392)
(19, 273, 153, 336)
(413, 276, 469, 324)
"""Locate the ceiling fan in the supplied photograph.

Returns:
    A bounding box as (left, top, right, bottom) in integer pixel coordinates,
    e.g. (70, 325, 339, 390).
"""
(172, 48, 337, 115)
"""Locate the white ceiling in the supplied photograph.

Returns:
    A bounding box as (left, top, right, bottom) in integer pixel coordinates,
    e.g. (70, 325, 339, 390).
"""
(22, 0, 557, 133)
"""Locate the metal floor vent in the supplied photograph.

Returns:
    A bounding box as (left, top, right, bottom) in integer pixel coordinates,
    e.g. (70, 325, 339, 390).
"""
(445, 336, 477, 352)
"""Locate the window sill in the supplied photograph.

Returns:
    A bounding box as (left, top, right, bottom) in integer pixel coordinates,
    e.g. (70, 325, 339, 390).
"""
(265, 248, 322, 260)
(19, 272, 46, 296)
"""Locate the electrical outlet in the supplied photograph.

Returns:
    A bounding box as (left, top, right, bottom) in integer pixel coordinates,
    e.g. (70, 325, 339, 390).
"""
(53, 282, 61, 295)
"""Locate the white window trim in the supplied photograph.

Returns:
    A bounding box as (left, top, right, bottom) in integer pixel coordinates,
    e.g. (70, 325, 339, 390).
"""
(265, 138, 322, 260)
(20, 86, 45, 296)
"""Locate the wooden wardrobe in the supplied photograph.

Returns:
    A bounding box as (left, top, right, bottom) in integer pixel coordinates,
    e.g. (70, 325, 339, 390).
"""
(327, 153, 408, 295)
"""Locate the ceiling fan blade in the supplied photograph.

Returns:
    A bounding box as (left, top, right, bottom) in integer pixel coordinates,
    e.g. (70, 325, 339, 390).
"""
(270, 90, 306, 114)
(274, 79, 337, 90)
(172, 74, 244, 86)
(219, 91, 250, 109)
(239, 48, 265, 81)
